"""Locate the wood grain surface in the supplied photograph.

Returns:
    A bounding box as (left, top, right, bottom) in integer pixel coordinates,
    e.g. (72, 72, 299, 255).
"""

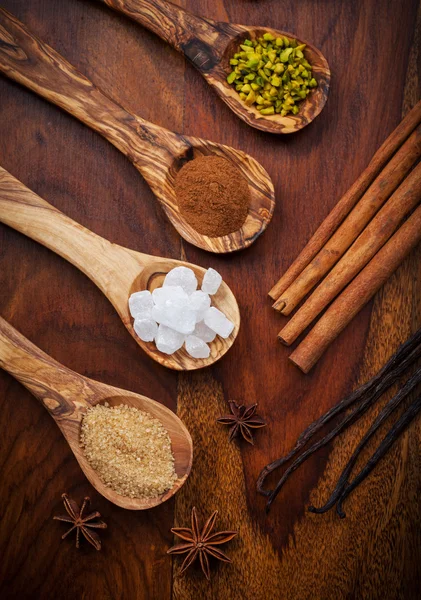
(0, 1, 420, 599)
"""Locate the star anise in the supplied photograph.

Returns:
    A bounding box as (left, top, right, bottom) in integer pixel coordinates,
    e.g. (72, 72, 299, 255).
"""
(53, 493, 107, 550)
(167, 507, 237, 581)
(217, 401, 266, 444)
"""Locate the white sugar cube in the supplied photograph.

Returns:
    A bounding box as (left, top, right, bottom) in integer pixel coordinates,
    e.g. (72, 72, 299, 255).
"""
(185, 335, 210, 359)
(193, 320, 216, 343)
(152, 305, 196, 335)
(201, 268, 222, 295)
(204, 307, 234, 338)
(164, 266, 197, 295)
(133, 317, 158, 342)
(129, 290, 153, 319)
(189, 290, 211, 322)
(152, 285, 188, 308)
(155, 324, 185, 355)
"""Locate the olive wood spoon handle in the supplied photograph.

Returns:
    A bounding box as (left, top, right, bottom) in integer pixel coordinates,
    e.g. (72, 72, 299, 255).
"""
(95, 0, 331, 134)
(0, 166, 240, 371)
(0, 316, 193, 510)
(0, 8, 275, 253)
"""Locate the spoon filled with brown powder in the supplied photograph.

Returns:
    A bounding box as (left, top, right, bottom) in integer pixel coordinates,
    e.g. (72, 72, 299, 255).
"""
(175, 156, 251, 238)
(171, 149, 275, 252)
(0, 9, 274, 254)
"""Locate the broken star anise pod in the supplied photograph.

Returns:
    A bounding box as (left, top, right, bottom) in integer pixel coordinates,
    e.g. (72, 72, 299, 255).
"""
(217, 401, 266, 444)
(167, 507, 237, 581)
(53, 493, 107, 551)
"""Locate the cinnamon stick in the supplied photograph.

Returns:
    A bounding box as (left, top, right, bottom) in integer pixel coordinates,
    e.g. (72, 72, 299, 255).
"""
(269, 100, 421, 303)
(278, 162, 421, 345)
(289, 204, 421, 373)
(274, 124, 421, 315)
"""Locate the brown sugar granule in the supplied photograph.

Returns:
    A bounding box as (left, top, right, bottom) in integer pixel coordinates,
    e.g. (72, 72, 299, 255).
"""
(80, 403, 177, 499)
(175, 156, 251, 237)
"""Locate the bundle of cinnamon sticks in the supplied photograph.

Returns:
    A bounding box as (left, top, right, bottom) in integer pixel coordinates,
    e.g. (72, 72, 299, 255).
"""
(270, 100, 421, 373)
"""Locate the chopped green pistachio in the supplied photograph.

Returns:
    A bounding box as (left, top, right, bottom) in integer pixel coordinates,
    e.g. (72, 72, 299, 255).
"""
(241, 83, 251, 93)
(260, 106, 275, 114)
(258, 68, 270, 82)
(275, 37, 283, 47)
(256, 95, 265, 104)
(251, 82, 261, 91)
(273, 63, 285, 74)
(227, 71, 236, 84)
(280, 47, 293, 62)
(245, 90, 256, 105)
(263, 32, 275, 41)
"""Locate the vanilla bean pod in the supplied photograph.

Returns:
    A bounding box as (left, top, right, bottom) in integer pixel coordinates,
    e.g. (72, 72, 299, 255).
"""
(335, 393, 421, 518)
(308, 366, 421, 515)
(257, 329, 421, 503)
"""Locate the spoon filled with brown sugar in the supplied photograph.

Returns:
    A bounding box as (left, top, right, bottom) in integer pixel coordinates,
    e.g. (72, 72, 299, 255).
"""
(0, 167, 240, 371)
(94, 0, 330, 134)
(0, 316, 193, 510)
(0, 8, 275, 253)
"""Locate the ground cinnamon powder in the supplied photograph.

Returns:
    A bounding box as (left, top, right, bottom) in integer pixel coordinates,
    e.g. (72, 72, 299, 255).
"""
(175, 156, 250, 237)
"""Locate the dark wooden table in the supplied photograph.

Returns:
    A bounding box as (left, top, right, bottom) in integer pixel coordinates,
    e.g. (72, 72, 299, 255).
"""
(1, 1, 420, 598)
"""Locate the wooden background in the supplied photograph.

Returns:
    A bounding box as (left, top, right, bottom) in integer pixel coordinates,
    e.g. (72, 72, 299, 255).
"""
(0, 1, 420, 598)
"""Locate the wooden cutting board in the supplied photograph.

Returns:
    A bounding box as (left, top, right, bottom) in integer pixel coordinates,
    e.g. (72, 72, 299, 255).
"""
(0, 1, 420, 598)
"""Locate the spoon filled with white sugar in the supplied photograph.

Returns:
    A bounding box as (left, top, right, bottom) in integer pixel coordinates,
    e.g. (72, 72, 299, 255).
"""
(0, 167, 240, 370)
(129, 266, 234, 360)
(0, 316, 192, 510)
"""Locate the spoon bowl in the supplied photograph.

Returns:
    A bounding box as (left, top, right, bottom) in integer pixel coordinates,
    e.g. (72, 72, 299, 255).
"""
(0, 316, 193, 510)
(0, 8, 275, 253)
(132, 259, 239, 369)
(208, 26, 330, 135)
(98, 0, 330, 134)
(0, 167, 240, 370)
(160, 136, 275, 252)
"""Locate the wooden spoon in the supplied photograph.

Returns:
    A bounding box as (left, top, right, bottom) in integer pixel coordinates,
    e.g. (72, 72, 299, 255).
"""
(96, 0, 330, 134)
(0, 316, 193, 510)
(0, 8, 274, 254)
(0, 166, 240, 370)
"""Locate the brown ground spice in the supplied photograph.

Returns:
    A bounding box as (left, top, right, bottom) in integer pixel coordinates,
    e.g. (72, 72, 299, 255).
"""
(175, 155, 250, 237)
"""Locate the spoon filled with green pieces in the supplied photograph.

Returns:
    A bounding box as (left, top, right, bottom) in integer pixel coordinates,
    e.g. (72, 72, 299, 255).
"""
(94, 0, 330, 133)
